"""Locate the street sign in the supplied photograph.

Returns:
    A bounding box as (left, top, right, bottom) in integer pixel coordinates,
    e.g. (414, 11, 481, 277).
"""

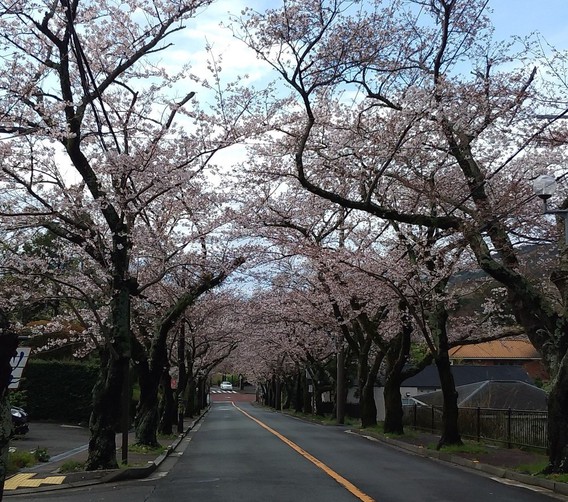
(9, 347, 31, 389)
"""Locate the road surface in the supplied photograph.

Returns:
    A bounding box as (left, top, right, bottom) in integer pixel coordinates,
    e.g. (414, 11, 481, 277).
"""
(7, 400, 564, 502)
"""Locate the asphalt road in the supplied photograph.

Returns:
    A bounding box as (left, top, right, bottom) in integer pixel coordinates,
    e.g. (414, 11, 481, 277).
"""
(10, 421, 89, 468)
(7, 401, 565, 502)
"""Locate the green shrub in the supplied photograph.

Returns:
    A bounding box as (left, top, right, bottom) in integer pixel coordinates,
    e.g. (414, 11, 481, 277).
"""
(7, 450, 36, 474)
(32, 447, 50, 462)
(8, 390, 27, 408)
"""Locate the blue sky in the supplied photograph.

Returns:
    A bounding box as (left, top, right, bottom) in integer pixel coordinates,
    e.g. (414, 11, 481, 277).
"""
(187, 1, 568, 73)
(489, 1, 568, 47)
(174, 0, 568, 104)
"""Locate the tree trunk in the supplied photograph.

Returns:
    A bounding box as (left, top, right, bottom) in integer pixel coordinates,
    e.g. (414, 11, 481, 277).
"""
(265, 379, 273, 408)
(130, 333, 163, 447)
(358, 362, 374, 428)
(197, 377, 206, 411)
(274, 377, 282, 410)
(195, 378, 203, 413)
(360, 380, 377, 428)
(303, 373, 312, 414)
(314, 386, 326, 416)
(545, 354, 568, 473)
(176, 324, 187, 433)
(134, 390, 159, 447)
(359, 349, 384, 429)
(435, 355, 462, 449)
(86, 260, 132, 470)
(158, 371, 175, 436)
(283, 378, 292, 410)
(383, 373, 403, 434)
(133, 353, 160, 447)
(293, 370, 303, 412)
(383, 322, 411, 435)
(134, 336, 173, 443)
(86, 352, 128, 470)
(356, 345, 372, 427)
(336, 346, 346, 424)
(186, 379, 197, 417)
(260, 382, 268, 406)
(425, 281, 462, 449)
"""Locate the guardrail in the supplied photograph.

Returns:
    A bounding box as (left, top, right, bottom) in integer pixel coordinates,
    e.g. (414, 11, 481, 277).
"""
(403, 404, 548, 449)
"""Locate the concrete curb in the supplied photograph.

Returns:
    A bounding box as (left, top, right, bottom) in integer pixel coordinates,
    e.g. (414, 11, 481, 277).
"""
(348, 428, 566, 496)
(103, 406, 210, 483)
(5, 407, 210, 496)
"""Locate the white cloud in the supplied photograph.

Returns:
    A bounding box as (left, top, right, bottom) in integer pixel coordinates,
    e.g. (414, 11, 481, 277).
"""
(162, 0, 278, 86)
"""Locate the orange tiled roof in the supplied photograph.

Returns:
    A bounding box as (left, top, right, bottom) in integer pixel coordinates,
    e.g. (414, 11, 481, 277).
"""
(449, 339, 540, 360)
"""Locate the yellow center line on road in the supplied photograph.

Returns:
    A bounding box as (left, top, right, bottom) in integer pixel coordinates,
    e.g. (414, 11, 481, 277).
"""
(233, 403, 375, 502)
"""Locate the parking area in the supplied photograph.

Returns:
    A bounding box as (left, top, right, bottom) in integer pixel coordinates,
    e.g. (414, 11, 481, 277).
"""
(10, 422, 90, 473)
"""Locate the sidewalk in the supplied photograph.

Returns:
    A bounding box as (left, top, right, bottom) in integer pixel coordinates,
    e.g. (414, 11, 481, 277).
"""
(4, 410, 208, 496)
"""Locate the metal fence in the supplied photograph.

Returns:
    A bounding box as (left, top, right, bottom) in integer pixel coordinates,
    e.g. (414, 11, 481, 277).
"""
(402, 404, 548, 450)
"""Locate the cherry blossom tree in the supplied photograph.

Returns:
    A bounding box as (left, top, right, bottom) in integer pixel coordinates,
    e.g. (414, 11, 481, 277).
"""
(0, 0, 272, 469)
(131, 258, 244, 446)
(235, 0, 568, 471)
(173, 291, 244, 419)
(227, 258, 338, 415)
(0, 229, 114, 358)
(131, 269, 241, 445)
(231, 175, 417, 427)
(232, 123, 458, 433)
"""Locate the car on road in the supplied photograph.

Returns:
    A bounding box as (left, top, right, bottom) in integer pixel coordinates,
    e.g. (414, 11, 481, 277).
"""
(220, 381, 233, 391)
(11, 406, 29, 435)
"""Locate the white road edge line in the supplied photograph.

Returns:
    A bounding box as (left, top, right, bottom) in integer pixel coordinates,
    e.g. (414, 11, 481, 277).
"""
(489, 477, 548, 493)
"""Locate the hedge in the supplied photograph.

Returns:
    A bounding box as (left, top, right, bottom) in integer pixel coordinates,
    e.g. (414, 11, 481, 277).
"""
(17, 359, 99, 423)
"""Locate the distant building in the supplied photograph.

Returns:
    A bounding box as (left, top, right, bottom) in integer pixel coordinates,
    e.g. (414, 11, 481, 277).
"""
(449, 338, 548, 381)
(400, 364, 534, 397)
(413, 380, 547, 411)
(347, 364, 538, 422)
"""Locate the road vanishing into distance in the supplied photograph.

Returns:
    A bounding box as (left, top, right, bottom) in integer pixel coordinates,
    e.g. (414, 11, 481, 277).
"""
(8, 392, 565, 502)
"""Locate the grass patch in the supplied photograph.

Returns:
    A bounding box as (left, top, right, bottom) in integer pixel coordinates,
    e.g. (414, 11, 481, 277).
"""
(318, 415, 358, 426)
(512, 459, 568, 483)
(286, 410, 359, 426)
(7, 446, 51, 475)
(547, 473, 568, 483)
(513, 459, 568, 483)
(360, 424, 419, 442)
(129, 443, 166, 455)
(58, 460, 86, 473)
(514, 459, 549, 475)
(361, 424, 385, 434)
(7, 450, 36, 474)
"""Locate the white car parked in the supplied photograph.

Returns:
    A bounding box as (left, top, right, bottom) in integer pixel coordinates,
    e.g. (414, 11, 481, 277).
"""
(220, 381, 233, 390)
